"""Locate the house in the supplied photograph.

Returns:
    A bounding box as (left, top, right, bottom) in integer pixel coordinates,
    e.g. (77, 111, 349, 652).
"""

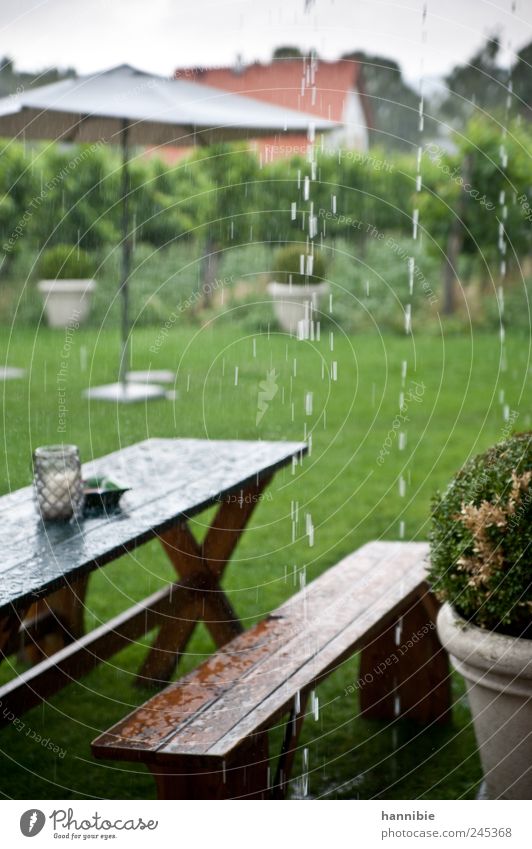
(173, 56, 371, 161)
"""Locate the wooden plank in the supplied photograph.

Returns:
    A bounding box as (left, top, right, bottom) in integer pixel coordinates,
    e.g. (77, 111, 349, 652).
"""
(202, 475, 272, 579)
(147, 733, 270, 800)
(92, 542, 429, 763)
(0, 439, 306, 619)
(92, 615, 289, 759)
(203, 545, 430, 759)
(158, 523, 243, 645)
(0, 579, 203, 726)
(139, 478, 271, 686)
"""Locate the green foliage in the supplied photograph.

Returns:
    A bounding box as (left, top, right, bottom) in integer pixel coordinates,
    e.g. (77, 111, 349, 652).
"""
(0, 142, 39, 265)
(484, 278, 532, 333)
(329, 234, 440, 332)
(272, 243, 326, 284)
(441, 36, 506, 126)
(39, 243, 96, 279)
(272, 46, 304, 59)
(429, 432, 532, 635)
(420, 115, 532, 270)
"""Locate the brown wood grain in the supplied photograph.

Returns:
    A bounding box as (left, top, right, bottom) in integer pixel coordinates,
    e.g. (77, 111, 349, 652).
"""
(0, 579, 201, 726)
(138, 479, 268, 686)
(92, 542, 432, 765)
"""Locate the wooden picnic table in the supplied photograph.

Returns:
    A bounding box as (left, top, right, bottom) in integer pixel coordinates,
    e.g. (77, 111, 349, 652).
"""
(0, 437, 306, 724)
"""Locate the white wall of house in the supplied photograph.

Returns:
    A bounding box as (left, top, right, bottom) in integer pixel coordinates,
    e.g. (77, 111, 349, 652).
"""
(327, 88, 369, 151)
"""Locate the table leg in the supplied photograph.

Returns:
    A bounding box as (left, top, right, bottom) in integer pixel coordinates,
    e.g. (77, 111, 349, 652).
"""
(18, 574, 89, 663)
(138, 476, 272, 686)
(0, 605, 31, 659)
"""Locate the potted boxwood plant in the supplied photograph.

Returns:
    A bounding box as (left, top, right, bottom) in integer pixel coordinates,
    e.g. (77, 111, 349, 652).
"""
(267, 245, 328, 336)
(429, 432, 532, 799)
(38, 244, 97, 328)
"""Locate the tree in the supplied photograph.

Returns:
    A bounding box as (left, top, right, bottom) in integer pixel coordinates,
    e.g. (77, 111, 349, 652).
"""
(511, 41, 532, 119)
(342, 50, 422, 152)
(0, 57, 75, 99)
(420, 115, 532, 310)
(272, 46, 304, 59)
(440, 35, 507, 125)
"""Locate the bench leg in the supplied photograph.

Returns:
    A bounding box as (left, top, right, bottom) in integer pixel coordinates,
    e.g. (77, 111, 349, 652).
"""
(359, 593, 451, 724)
(272, 691, 309, 798)
(148, 733, 270, 799)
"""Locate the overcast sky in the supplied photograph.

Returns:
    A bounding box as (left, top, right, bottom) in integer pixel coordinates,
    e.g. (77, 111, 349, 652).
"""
(1, 0, 531, 87)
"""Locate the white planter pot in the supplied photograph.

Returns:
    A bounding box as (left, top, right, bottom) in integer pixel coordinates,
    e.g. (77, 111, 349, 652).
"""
(437, 603, 532, 799)
(38, 279, 96, 328)
(267, 281, 329, 337)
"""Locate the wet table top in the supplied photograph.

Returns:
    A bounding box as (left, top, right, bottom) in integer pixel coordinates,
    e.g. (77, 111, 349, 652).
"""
(0, 438, 306, 618)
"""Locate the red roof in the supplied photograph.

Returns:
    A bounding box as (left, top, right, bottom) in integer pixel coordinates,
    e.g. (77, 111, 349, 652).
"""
(175, 58, 370, 126)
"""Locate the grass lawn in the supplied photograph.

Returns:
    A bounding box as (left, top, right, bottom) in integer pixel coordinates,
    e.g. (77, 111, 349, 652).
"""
(0, 320, 530, 800)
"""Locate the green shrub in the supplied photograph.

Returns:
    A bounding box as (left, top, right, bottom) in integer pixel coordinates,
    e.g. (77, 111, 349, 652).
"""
(429, 432, 532, 635)
(39, 244, 96, 279)
(328, 234, 440, 333)
(484, 278, 532, 334)
(272, 244, 326, 284)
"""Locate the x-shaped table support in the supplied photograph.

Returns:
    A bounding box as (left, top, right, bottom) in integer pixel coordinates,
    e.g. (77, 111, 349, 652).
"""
(137, 474, 272, 686)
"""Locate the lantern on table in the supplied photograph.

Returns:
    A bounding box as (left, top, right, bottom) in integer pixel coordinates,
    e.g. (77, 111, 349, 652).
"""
(33, 444, 84, 521)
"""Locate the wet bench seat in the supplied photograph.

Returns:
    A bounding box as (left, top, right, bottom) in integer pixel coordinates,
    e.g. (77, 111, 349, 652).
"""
(91, 540, 450, 799)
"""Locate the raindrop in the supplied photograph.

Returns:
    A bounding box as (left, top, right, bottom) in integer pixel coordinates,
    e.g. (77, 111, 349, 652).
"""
(302, 748, 309, 797)
(408, 257, 415, 294)
(412, 209, 419, 239)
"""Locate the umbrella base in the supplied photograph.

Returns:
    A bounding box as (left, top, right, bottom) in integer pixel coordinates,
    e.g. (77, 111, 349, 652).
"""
(126, 369, 175, 384)
(83, 382, 166, 403)
(0, 367, 26, 380)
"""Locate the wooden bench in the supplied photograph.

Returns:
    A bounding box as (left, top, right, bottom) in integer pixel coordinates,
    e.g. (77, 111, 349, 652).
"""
(91, 541, 450, 799)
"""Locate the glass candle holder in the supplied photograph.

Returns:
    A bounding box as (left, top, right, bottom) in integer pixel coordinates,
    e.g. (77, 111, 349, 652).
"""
(33, 444, 84, 521)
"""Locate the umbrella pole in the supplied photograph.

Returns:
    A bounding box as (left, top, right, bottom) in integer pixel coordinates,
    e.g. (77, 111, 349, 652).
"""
(118, 120, 131, 388)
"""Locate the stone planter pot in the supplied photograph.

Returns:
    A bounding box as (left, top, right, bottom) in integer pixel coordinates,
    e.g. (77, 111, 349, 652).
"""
(38, 279, 96, 328)
(267, 281, 329, 336)
(437, 603, 532, 799)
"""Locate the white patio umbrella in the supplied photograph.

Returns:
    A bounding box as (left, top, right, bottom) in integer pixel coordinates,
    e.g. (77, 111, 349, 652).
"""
(0, 64, 336, 401)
